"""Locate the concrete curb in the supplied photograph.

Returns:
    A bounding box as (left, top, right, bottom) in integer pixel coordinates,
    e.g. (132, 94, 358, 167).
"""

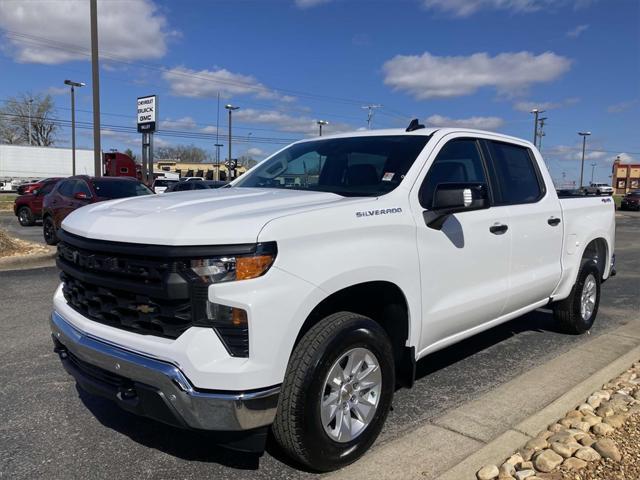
(0, 246, 56, 271)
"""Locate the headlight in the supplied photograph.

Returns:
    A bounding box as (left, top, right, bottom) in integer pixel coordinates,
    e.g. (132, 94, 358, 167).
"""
(188, 245, 276, 284)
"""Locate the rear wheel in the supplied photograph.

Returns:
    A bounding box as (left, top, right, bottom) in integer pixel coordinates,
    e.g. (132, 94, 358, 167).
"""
(17, 206, 35, 226)
(272, 312, 395, 472)
(43, 216, 58, 245)
(553, 261, 601, 334)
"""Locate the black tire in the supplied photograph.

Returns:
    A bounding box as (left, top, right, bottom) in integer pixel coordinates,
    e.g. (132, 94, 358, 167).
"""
(553, 261, 601, 334)
(17, 206, 35, 226)
(43, 216, 58, 245)
(272, 312, 395, 472)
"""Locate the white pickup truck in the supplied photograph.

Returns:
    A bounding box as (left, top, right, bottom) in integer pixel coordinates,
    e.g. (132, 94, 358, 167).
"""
(50, 124, 616, 471)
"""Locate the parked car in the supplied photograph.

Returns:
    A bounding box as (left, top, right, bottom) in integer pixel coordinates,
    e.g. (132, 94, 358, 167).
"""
(620, 190, 640, 210)
(50, 125, 615, 471)
(13, 178, 62, 226)
(584, 183, 614, 195)
(42, 176, 153, 245)
(164, 179, 228, 192)
(152, 178, 179, 194)
(182, 176, 205, 182)
(17, 177, 62, 195)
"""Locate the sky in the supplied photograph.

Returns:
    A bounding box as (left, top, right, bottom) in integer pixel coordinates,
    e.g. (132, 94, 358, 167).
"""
(0, 0, 638, 185)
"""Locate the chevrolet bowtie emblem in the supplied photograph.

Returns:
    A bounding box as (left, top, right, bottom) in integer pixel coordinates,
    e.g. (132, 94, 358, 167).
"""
(135, 304, 156, 314)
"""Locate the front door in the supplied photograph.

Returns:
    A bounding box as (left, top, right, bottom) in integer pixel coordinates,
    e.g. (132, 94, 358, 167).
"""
(411, 136, 511, 352)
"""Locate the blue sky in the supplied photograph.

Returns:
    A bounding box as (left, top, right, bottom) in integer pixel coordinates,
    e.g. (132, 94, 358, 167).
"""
(0, 0, 638, 185)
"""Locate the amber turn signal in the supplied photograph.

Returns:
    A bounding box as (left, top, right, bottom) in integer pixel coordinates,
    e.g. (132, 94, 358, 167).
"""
(236, 254, 275, 280)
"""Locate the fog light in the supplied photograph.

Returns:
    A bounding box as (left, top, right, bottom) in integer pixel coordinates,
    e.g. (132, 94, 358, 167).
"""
(206, 303, 249, 357)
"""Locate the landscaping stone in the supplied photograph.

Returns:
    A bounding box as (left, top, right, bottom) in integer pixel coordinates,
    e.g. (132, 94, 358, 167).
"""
(524, 437, 548, 452)
(477, 464, 499, 480)
(499, 462, 516, 478)
(532, 449, 563, 472)
(514, 470, 535, 480)
(591, 422, 615, 436)
(587, 395, 602, 408)
(574, 446, 601, 462)
(518, 461, 533, 471)
(562, 457, 587, 470)
(550, 441, 579, 458)
(548, 423, 564, 433)
(595, 405, 614, 418)
(569, 420, 591, 432)
(547, 431, 574, 444)
(518, 448, 535, 462)
(592, 438, 621, 461)
(603, 414, 626, 428)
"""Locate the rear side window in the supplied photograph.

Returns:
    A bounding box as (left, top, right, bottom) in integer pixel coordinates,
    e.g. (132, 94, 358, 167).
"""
(72, 180, 92, 196)
(420, 138, 487, 209)
(40, 182, 56, 195)
(488, 141, 544, 205)
(58, 180, 75, 197)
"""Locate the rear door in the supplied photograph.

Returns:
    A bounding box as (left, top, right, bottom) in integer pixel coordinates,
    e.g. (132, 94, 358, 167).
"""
(412, 136, 511, 350)
(32, 181, 56, 216)
(483, 140, 563, 313)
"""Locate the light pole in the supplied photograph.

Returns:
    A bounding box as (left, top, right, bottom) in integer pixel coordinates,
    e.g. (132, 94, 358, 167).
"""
(530, 108, 544, 145)
(317, 120, 328, 136)
(64, 80, 85, 175)
(89, 0, 102, 177)
(591, 162, 597, 184)
(27, 98, 33, 146)
(225, 104, 239, 179)
(578, 131, 591, 188)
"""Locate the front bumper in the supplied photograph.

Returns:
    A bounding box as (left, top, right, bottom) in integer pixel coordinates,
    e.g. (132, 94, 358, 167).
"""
(50, 311, 280, 431)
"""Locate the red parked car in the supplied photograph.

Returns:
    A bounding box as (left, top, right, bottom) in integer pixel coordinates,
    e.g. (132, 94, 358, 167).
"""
(13, 178, 62, 226)
(17, 177, 62, 196)
(42, 176, 153, 245)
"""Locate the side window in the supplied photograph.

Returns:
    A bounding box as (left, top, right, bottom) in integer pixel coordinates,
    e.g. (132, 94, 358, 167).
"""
(40, 182, 56, 195)
(58, 180, 75, 197)
(488, 141, 544, 205)
(72, 180, 92, 196)
(420, 138, 487, 209)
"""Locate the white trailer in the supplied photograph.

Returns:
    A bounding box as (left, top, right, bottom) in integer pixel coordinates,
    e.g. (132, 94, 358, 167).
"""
(0, 145, 97, 182)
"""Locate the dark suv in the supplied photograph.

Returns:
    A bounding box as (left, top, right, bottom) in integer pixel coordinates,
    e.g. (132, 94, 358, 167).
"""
(42, 176, 152, 245)
(14, 178, 62, 226)
(620, 190, 640, 211)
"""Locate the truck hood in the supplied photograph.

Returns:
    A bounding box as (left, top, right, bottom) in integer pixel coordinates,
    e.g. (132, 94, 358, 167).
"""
(61, 187, 360, 245)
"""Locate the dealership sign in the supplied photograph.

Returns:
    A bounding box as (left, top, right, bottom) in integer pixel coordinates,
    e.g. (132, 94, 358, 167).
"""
(137, 95, 157, 133)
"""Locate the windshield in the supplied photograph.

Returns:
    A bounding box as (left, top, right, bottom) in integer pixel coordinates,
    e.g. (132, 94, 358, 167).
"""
(234, 135, 430, 197)
(154, 179, 177, 187)
(92, 180, 153, 199)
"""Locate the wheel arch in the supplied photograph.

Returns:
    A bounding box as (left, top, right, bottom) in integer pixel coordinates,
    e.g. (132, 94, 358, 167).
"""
(294, 281, 416, 388)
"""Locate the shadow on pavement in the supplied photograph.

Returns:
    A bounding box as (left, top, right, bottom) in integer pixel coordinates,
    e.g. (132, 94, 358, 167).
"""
(76, 386, 262, 470)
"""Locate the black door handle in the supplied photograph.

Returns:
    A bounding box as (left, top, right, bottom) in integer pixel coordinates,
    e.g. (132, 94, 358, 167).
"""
(548, 217, 561, 226)
(489, 223, 508, 234)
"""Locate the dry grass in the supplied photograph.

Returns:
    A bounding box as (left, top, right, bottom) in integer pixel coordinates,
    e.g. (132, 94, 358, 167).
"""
(0, 194, 17, 212)
(0, 230, 48, 259)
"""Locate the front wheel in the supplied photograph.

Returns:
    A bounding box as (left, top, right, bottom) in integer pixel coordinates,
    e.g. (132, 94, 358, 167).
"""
(43, 216, 58, 245)
(272, 312, 395, 472)
(17, 206, 35, 226)
(553, 261, 601, 334)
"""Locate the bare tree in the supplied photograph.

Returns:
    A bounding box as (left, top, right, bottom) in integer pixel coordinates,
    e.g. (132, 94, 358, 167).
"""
(156, 145, 211, 163)
(0, 93, 58, 146)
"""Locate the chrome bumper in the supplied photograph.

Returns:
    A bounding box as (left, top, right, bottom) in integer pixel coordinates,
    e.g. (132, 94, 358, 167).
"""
(50, 311, 279, 431)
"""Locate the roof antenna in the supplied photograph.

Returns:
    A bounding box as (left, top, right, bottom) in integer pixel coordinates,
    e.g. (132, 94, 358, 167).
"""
(406, 118, 425, 132)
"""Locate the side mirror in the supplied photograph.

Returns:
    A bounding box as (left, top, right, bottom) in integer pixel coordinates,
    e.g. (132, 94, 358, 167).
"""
(32, 189, 40, 196)
(425, 182, 489, 230)
(74, 192, 91, 201)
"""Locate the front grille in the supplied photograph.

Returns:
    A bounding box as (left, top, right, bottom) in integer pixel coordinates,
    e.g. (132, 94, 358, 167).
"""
(61, 272, 192, 338)
(66, 350, 131, 389)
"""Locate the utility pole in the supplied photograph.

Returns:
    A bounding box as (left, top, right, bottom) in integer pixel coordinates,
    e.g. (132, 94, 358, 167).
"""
(214, 93, 222, 180)
(90, 0, 102, 177)
(362, 104, 382, 129)
(591, 162, 597, 183)
(537, 117, 547, 150)
(578, 131, 591, 189)
(64, 80, 85, 175)
(225, 104, 239, 179)
(530, 108, 544, 145)
(317, 120, 328, 136)
(27, 98, 33, 146)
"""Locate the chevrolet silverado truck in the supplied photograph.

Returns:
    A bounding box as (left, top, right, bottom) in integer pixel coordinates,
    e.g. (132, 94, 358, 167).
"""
(50, 123, 616, 471)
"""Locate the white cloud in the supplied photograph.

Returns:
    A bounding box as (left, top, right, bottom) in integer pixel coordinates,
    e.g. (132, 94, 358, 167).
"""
(0, 0, 175, 64)
(425, 114, 504, 130)
(615, 153, 635, 164)
(545, 144, 608, 162)
(100, 129, 138, 147)
(234, 108, 353, 136)
(607, 99, 638, 113)
(513, 97, 580, 112)
(294, 0, 333, 8)
(566, 24, 589, 38)
(161, 117, 197, 130)
(44, 86, 69, 96)
(383, 51, 571, 99)
(246, 147, 265, 157)
(422, 0, 595, 17)
(162, 66, 295, 102)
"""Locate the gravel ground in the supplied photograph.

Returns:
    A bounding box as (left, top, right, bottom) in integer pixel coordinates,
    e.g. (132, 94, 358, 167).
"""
(0, 229, 47, 258)
(561, 412, 640, 480)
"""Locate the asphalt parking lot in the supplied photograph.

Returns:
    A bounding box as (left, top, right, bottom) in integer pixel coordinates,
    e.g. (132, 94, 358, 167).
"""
(1, 211, 638, 479)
